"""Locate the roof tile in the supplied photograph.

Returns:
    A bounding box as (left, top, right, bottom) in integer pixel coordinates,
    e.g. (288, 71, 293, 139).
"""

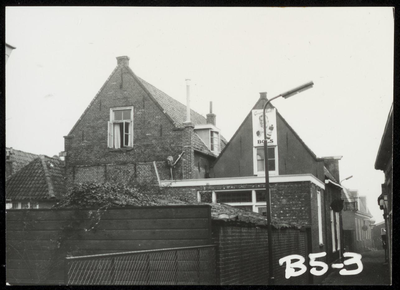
(6, 156, 66, 201)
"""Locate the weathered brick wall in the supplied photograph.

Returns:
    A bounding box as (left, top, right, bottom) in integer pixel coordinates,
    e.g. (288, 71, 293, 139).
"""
(66, 161, 172, 187)
(211, 221, 309, 285)
(272, 228, 309, 285)
(182, 124, 195, 179)
(211, 222, 268, 285)
(271, 182, 311, 226)
(190, 181, 313, 226)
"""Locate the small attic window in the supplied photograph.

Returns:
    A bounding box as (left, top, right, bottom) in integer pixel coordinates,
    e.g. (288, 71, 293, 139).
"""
(210, 131, 220, 153)
(108, 107, 134, 149)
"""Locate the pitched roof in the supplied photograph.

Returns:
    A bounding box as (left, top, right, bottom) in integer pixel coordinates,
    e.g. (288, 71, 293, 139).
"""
(213, 98, 321, 167)
(6, 148, 39, 179)
(137, 76, 207, 128)
(6, 156, 66, 201)
(375, 103, 393, 170)
(192, 133, 217, 157)
(69, 60, 226, 158)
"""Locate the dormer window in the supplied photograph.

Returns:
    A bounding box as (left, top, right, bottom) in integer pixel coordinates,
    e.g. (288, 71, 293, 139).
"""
(108, 107, 134, 149)
(210, 131, 220, 153)
(194, 124, 221, 155)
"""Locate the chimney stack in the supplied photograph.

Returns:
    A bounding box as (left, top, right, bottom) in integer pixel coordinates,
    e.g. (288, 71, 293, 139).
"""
(206, 101, 216, 126)
(116, 56, 130, 67)
(322, 156, 342, 183)
(260, 92, 267, 100)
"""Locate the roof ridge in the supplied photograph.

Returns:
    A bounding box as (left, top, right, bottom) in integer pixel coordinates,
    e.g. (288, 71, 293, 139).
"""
(39, 155, 55, 198)
(125, 69, 178, 128)
(135, 75, 208, 127)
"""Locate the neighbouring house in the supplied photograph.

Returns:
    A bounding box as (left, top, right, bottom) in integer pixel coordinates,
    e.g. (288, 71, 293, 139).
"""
(5, 155, 66, 209)
(341, 188, 374, 253)
(322, 158, 344, 264)
(6, 147, 38, 180)
(375, 103, 392, 278)
(62, 56, 226, 188)
(6, 43, 16, 64)
(160, 91, 344, 282)
(371, 220, 386, 250)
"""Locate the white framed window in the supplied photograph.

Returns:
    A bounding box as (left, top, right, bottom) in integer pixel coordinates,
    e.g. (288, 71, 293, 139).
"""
(254, 146, 278, 176)
(108, 106, 134, 149)
(10, 201, 39, 209)
(210, 130, 220, 153)
(317, 190, 323, 245)
(212, 189, 269, 215)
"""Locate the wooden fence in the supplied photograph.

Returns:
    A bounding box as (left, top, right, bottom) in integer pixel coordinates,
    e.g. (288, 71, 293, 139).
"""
(6, 205, 211, 285)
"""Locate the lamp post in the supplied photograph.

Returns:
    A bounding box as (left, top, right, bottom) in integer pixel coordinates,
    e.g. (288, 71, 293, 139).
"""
(340, 175, 353, 183)
(263, 81, 314, 285)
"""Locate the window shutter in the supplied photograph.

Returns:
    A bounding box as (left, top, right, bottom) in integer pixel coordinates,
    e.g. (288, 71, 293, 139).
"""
(108, 121, 113, 148)
(128, 120, 133, 146)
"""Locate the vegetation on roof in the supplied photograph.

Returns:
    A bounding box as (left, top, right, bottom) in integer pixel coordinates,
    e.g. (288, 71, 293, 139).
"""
(53, 182, 306, 229)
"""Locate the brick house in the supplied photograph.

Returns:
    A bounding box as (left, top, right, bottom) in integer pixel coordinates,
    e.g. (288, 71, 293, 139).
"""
(63, 56, 226, 188)
(375, 103, 392, 278)
(341, 188, 374, 253)
(371, 220, 385, 250)
(161, 92, 344, 273)
(322, 158, 345, 264)
(6, 155, 66, 209)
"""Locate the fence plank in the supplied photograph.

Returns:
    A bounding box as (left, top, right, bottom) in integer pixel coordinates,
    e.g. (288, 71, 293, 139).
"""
(7, 218, 209, 231)
(6, 206, 213, 285)
(6, 206, 210, 221)
(7, 229, 209, 241)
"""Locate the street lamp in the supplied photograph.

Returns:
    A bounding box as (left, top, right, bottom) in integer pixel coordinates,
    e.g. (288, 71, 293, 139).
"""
(263, 81, 314, 285)
(340, 175, 353, 183)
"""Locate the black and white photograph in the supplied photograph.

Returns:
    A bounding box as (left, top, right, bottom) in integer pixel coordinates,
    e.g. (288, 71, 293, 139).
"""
(5, 6, 393, 285)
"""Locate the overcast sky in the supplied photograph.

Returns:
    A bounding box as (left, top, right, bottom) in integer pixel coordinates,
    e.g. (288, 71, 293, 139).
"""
(6, 7, 393, 223)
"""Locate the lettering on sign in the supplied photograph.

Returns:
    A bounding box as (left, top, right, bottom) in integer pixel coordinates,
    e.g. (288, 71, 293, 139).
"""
(279, 252, 363, 279)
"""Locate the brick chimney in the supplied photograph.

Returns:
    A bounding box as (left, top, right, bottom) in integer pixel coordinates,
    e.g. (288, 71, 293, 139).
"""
(323, 156, 342, 182)
(182, 122, 194, 179)
(260, 92, 267, 100)
(206, 101, 216, 126)
(117, 56, 130, 67)
(182, 79, 194, 179)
